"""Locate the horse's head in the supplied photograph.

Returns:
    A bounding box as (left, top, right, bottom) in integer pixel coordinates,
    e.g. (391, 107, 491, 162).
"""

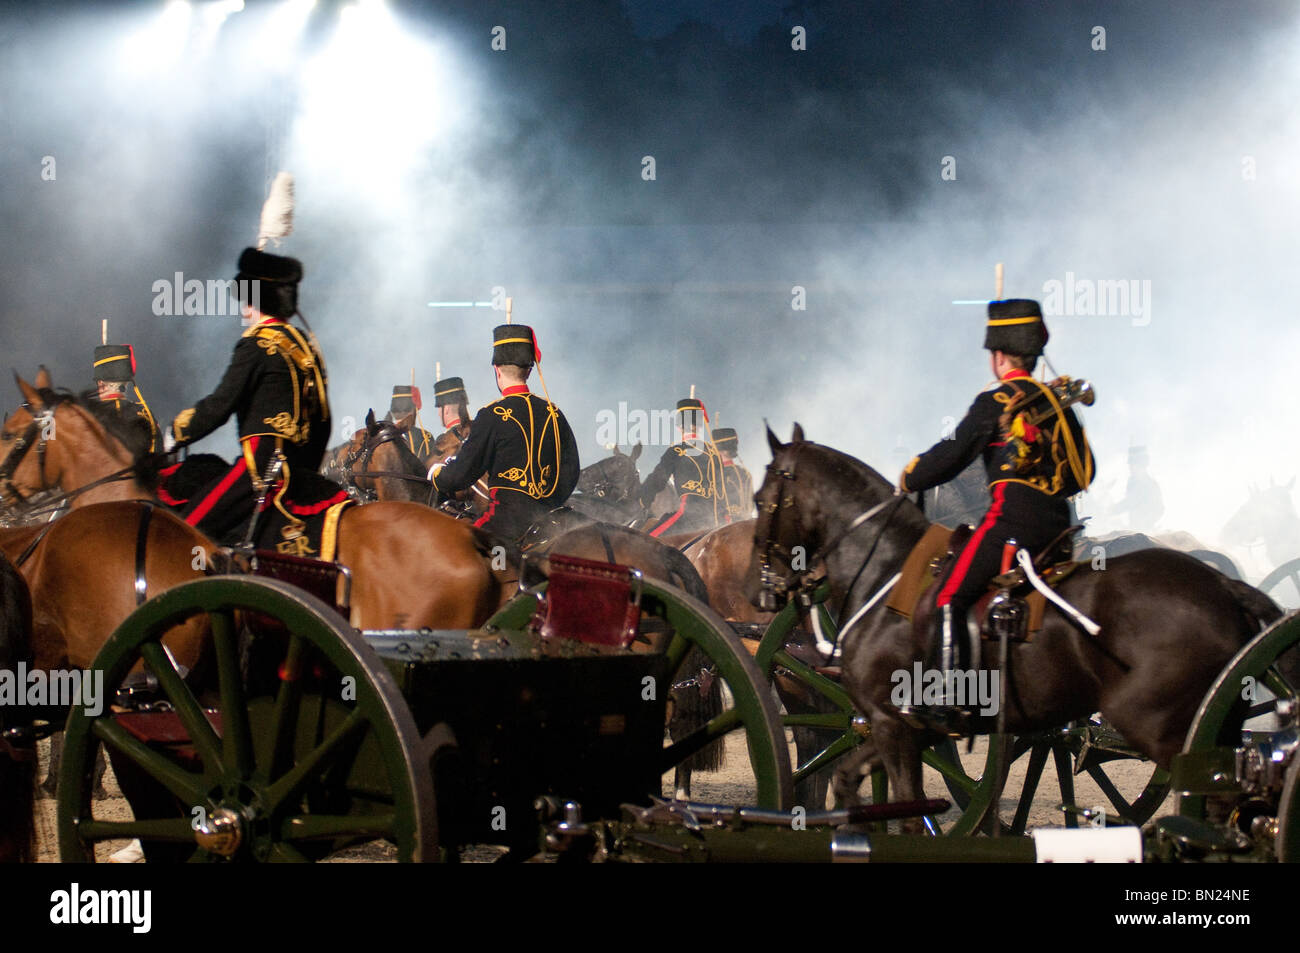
(1, 373, 63, 508)
(1223, 477, 1300, 547)
(752, 423, 914, 612)
(751, 423, 818, 611)
(341, 410, 427, 503)
(578, 442, 643, 501)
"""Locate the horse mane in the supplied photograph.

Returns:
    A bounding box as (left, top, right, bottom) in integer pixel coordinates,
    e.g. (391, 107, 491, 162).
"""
(794, 440, 898, 500)
(38, 388, 163, 488)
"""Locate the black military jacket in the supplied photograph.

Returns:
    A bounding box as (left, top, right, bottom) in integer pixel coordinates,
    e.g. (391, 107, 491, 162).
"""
(901, 370, 1093, 498)
(432, 389, 579, 504)
(172, 319, 330, 465)
(720, 460, 755, 520)
(638, 440, 725, 511)
(101, 394, 160, 454)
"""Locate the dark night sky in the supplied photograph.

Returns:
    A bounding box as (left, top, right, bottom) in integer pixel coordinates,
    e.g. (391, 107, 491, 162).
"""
(2, 0, 1298, 578)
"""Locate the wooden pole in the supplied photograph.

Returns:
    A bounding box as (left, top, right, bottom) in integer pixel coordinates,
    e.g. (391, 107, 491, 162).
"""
(101, 319, 108, 345)
(995, 262, 1004, 300)
(435, 361, 441, 381)
(506, 297, 513, 324)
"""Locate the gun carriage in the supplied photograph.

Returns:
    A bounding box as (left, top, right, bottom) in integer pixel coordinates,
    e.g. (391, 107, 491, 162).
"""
(33, 544, 1300, 863)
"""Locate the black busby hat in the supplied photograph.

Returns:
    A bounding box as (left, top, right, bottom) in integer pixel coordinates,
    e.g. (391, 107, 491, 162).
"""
(93, 344, 136, 383)
(434, 376, 468, 407)
(984, 299, 1048, 357)
(675, 397, 708, 418)
(492, 324, 539, 366)
(713, 427, 738, 452)
(235, 247, 303, 320)
(389, 385, 420, 416)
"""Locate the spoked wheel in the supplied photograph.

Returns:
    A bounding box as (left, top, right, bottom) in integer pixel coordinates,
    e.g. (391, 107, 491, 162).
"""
(1257, 558, 1300, 610)
(1278, 754, 1300, 863)
(485, 575, 794, 811)
(58, 577, 436, 863)
(1175, 610, 1300, 854)
(926, 725, 1170, 836)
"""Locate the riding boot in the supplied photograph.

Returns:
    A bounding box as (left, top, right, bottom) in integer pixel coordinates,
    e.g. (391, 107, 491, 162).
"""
(900, 604, 972, 736)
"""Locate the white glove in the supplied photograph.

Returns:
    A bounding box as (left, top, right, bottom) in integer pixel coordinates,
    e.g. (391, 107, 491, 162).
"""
(163, 429, 177, 453)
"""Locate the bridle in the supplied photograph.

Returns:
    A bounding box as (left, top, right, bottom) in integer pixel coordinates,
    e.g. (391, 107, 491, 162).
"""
(754, 442, 906, 614)
(0, 406, 54, 508)
(581, 456, 635, 501)
(342, 422, 432, 502)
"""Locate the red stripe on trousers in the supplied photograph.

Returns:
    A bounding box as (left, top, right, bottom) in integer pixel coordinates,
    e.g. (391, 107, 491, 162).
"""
(185, 436, 258, 527)
(649, 495, 688, 538)
(473, 487, 499, 528)
(937, 482, 1007, 607)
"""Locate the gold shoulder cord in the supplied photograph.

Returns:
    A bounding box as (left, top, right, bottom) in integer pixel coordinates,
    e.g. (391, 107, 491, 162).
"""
(698, 417, 731, 525)
(534, 364, 564, 499)
(1021, 377, 1093, 492)
(253, 324, 331, 443)
(133, 385, 159, 453)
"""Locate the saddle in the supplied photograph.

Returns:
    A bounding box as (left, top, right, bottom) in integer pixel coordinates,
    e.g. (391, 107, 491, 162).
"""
(157, 455, 352, 558)
(885, 522, 1084, 647)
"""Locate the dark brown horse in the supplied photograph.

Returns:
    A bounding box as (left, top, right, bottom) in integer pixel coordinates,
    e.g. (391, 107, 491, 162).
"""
(754, 425, 1281, 827)
(2, 376, 501, 633)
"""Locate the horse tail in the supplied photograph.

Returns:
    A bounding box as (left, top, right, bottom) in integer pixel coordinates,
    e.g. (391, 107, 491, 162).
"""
(1221, 577, 1284, 635)
(657, 547, 725, 775)
(0, 553, 36, 862)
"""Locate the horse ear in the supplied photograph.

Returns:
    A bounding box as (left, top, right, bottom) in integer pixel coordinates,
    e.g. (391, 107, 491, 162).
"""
(791, 422, 805, 443)
(34, 365, 51, 389)
(631, 441, 642, 463)
(613, 444, 624, 456)
(766, 423, 782, 456)
(15, 374, 41, 409)
(365, 408, 376, 429)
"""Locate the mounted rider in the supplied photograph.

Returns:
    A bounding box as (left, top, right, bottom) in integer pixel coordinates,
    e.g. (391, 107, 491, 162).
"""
(897, 298, 1094, 732)
(638, 396, 729, 537)
(163, 246, 340, 544)
(384, 385, 435, 462)
(712, 427, 755, 522)
(92, 343, 160, 453)
(429, 375, 472, 461)
(430, 324, 579, 542)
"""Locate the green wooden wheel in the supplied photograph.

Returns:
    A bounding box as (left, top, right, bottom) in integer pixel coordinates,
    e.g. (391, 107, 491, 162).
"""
(1258, 559, 1300, 610)
(486, 575, 794, 811)
(928, 725, 1170, 835)
(1176, 610, 1300, 840)
(58, 576, 437, 863)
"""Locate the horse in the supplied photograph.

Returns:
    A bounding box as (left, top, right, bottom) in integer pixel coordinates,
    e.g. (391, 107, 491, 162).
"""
(1223, 477, 1300, 574)
(2, 376, 502, 634)
(753, 425, 1282, 829)
(568, 444, 646, 526)
(0, 551, 35, 862)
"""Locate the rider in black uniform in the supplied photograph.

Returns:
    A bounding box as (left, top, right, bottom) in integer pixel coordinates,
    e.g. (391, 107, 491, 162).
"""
(638, 397, 728, 536)
(713, 428, 754, 523)
(164, 247, 332, 543)
(93, 343, 159, 453)
(898, 298, 1094, 731)
(430, 325, 579, 542)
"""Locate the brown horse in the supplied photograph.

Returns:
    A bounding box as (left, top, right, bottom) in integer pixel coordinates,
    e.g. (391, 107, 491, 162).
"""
(754, 426, 1282, 829)
(2, 376, 501, 633)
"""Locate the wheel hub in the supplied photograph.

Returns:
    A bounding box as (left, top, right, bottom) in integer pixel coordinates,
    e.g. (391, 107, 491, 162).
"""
(194, 807, 244, 857)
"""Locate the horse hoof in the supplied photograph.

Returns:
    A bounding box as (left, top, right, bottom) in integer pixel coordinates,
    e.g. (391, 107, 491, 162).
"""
(674, 788, 690, 801)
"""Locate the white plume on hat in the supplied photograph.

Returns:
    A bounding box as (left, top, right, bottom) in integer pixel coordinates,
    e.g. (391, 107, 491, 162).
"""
(256, 171, 295, 250)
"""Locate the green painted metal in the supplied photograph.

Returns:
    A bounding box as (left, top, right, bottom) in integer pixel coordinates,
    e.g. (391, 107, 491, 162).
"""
(1177, 611, 1300, 822)
(58, 576, 436, 863)
(640, 577, 794, 810)
(1278, 754, 1300, 863)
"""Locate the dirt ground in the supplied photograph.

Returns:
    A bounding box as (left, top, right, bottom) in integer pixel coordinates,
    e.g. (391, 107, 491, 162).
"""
(32, 722, 1168, 862)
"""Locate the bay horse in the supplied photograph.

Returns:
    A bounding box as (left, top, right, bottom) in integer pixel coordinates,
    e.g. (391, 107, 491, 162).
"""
(2, 375, 501, 633)
(753, 425, 1282, 827)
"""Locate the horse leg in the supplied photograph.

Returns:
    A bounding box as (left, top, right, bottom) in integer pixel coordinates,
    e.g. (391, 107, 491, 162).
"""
(867, 714, 928, 833)
(831, 738, 879, 808)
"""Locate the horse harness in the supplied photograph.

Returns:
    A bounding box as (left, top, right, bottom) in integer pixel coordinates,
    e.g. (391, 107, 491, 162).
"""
(343, 422, 434, 503)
